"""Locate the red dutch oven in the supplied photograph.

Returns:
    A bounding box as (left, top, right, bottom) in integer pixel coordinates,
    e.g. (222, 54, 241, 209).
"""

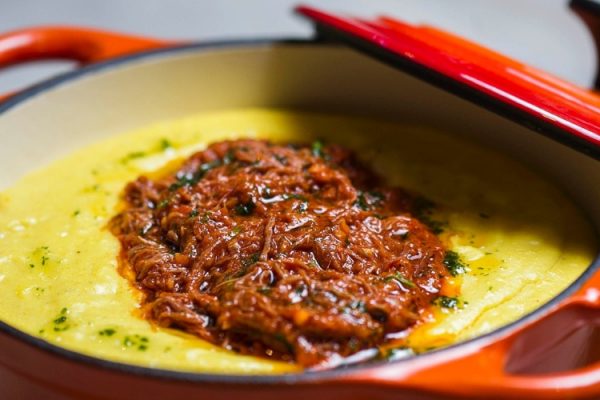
(1, 3, 600, 399)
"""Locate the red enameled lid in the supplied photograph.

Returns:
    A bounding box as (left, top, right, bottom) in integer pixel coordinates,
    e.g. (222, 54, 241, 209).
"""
(296, 5, 600, 159)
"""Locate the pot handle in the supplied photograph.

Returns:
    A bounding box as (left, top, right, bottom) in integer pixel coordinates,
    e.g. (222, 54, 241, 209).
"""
(344, 273, 600, 399)
(0, 26, 172, 101)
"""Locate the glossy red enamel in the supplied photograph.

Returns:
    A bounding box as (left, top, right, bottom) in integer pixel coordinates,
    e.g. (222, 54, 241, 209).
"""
(296, 6, 600, 149)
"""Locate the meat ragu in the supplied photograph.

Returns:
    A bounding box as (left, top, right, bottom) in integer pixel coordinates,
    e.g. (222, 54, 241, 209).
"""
(110, 139, 449, 367)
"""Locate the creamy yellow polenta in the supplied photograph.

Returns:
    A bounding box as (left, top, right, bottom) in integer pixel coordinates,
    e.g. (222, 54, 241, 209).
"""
(0, 109, 595, 373)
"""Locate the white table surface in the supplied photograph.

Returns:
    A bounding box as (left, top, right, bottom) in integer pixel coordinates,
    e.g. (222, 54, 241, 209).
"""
(0, 0, 596, 93)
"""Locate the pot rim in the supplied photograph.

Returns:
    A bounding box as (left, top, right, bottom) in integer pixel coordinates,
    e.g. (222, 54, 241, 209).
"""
(0, 37, 599, 385)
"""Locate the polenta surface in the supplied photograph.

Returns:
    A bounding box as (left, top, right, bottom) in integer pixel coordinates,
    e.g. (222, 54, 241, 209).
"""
(0, 109, 595, 373)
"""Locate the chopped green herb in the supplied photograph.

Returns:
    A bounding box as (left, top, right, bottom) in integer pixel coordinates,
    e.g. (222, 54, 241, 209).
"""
(120, 151, 146, 163)
(368, 191, 384, 202)
(231, 226, 243, 236)
(223, 149, 236, 165)
(257, 287, 272, 295)
(434, 295, 462, 309)
(311, 140, 324, 158)
(354, 191, 383, 211)
(31, 246, 51, 268)
(381, 347, 414, 361)
(294, 284, 307, 295)
(384, 272, 416, 288)
(157, 199, 169, 209)
(242, 253, 260, 268)
(169, 174, 196, 191)
(159, 138, 173, 150)
(200, 211, 212, 223)
(224, 254, 260, 281)
(274, 154, 288, 165)
(72, 210, 80, 217)
(443, 251, 467, 276)
(199, 159, 222, 174)
(295, 201, 308, 213)
(169, 160, 221, 191)
(83, 183, 102, 193)
(354, 192, 369, 210)
(235, 200, 256, 216)
(52, 308, 70, 332)
(189, 209, 199, 218)
(99, 328, 116, 337)
(412, 196, 445, 234)
(122, 334, 150, 351)
(284, 193, 308, 201)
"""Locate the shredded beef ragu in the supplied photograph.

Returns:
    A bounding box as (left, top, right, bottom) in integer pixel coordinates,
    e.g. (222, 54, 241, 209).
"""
(110, 139, 448, 367)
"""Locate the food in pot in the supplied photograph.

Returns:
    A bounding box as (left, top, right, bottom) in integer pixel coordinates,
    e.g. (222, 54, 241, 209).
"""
(110, 139, 449, 366)
(0, 109, 595, 374)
